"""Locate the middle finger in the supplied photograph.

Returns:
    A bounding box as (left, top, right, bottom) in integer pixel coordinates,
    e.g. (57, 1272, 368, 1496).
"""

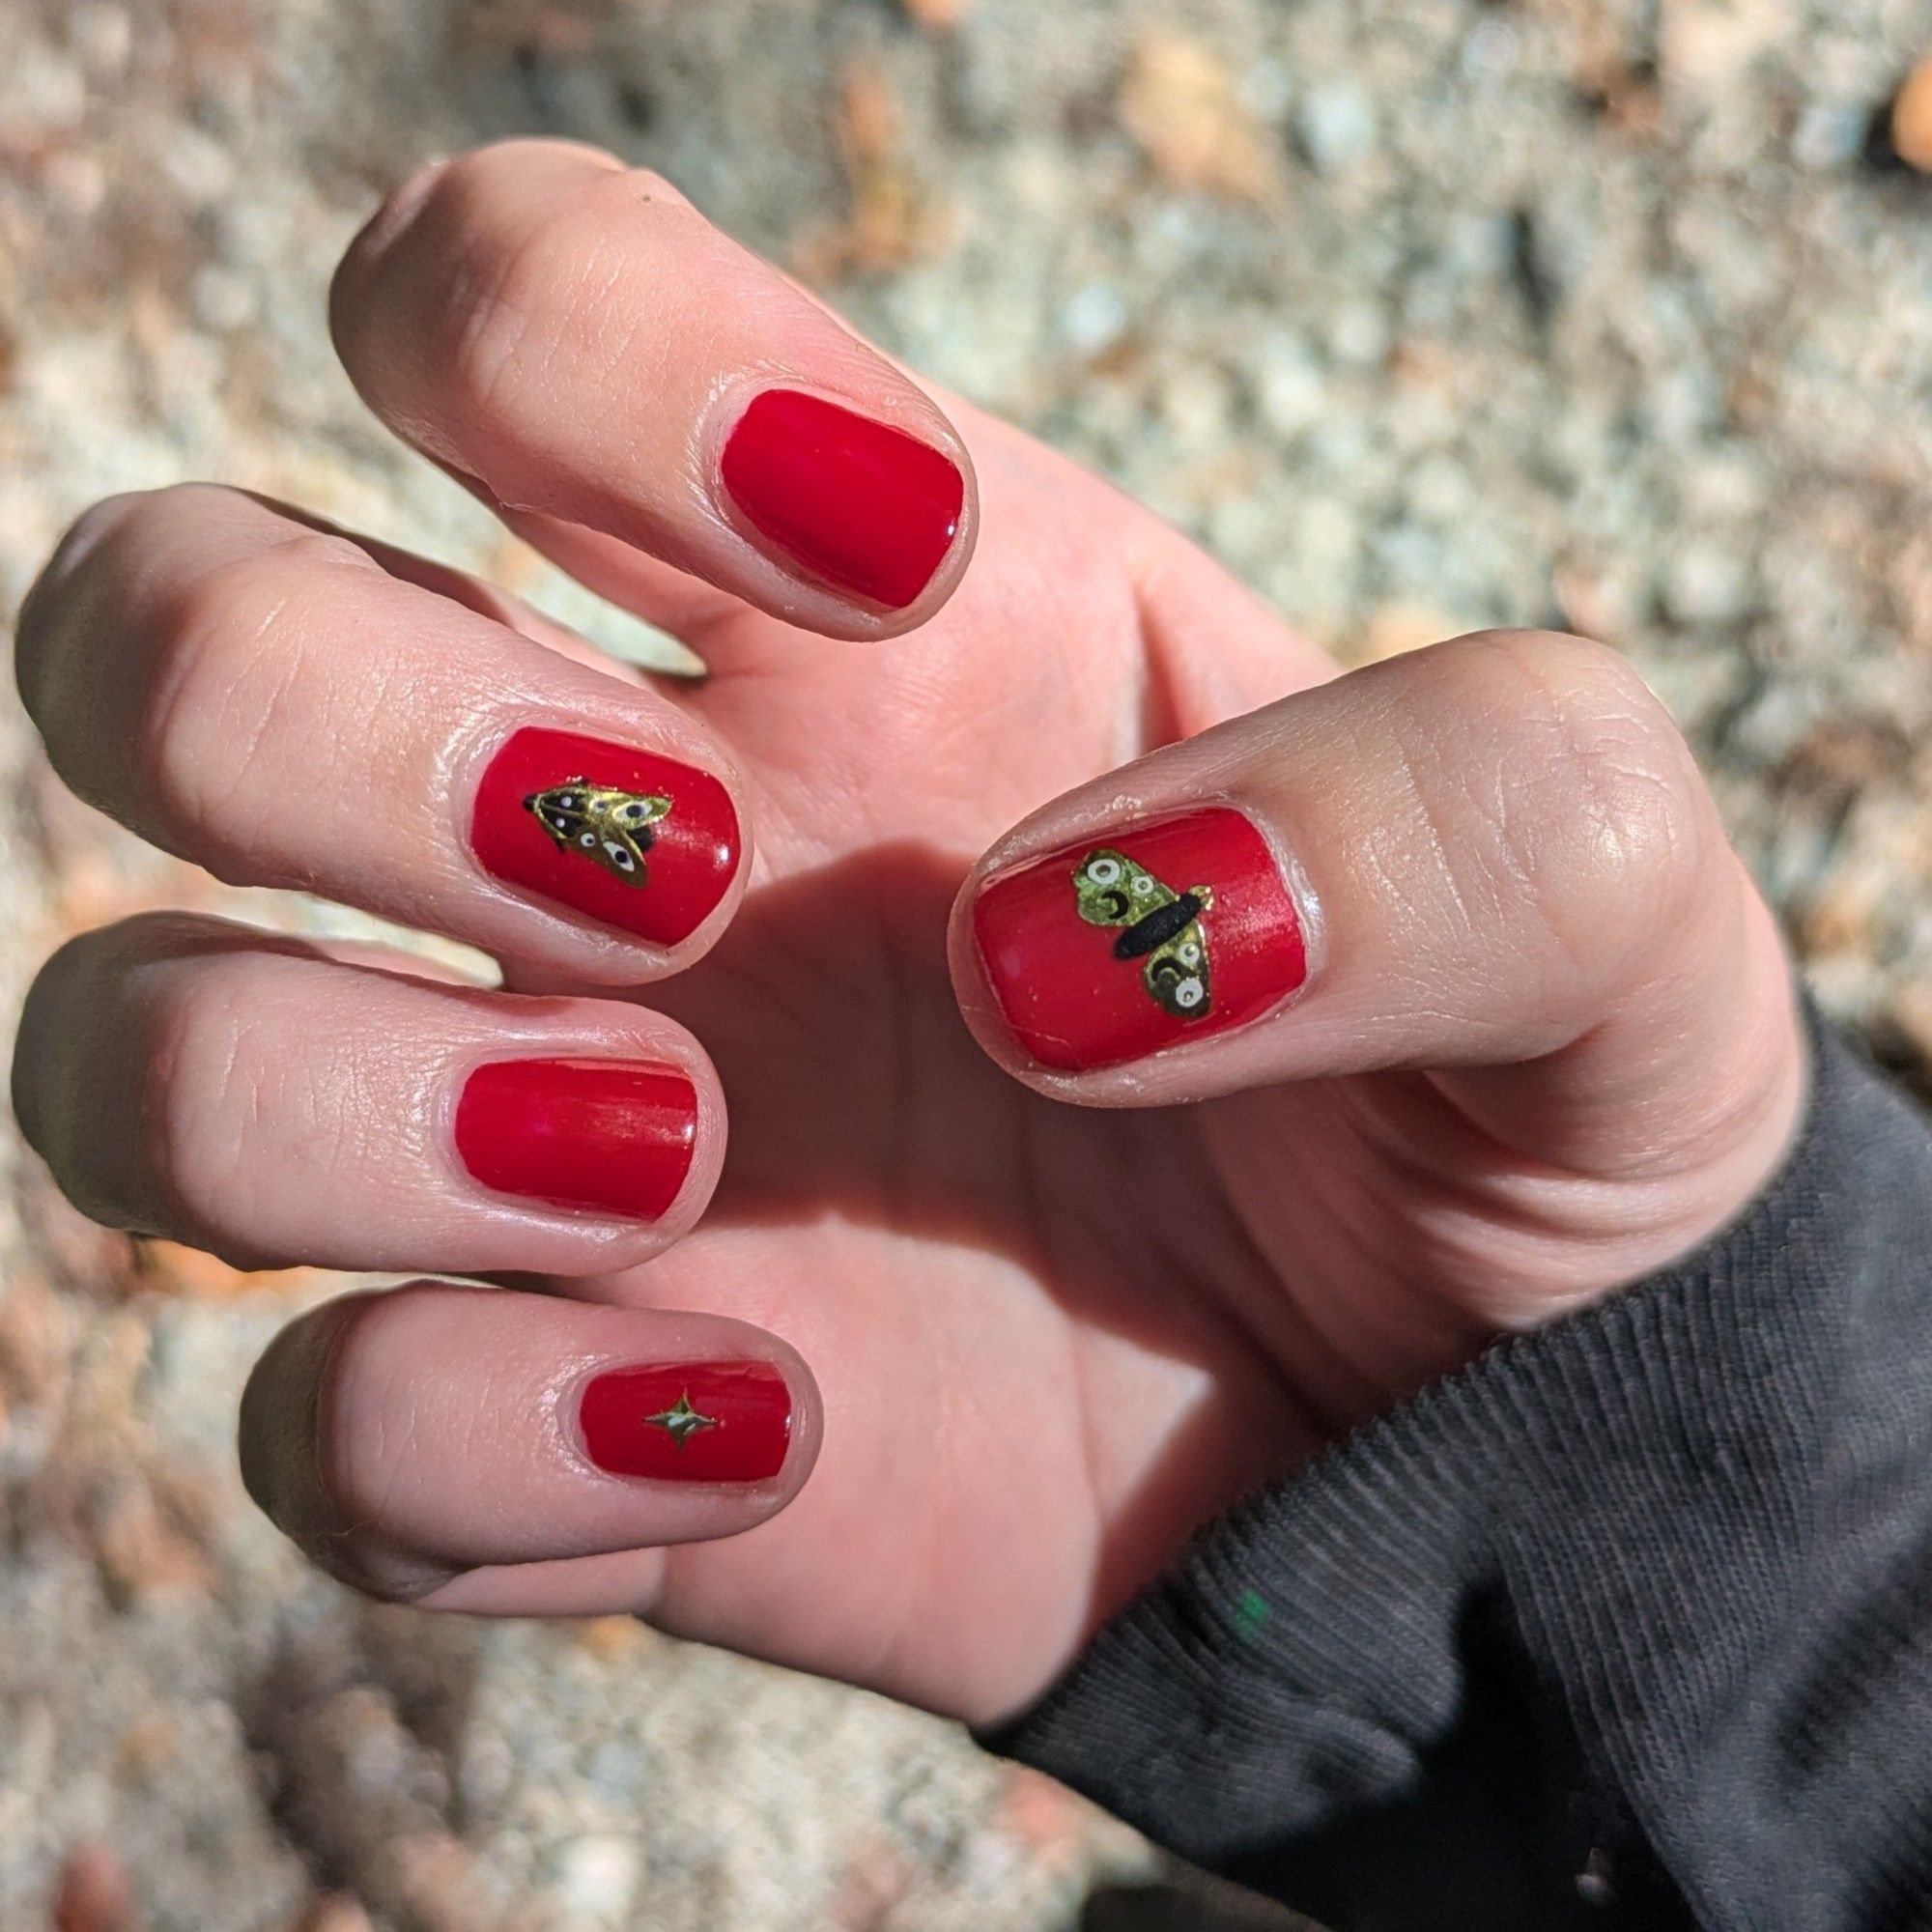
(17, 483, 747, 982)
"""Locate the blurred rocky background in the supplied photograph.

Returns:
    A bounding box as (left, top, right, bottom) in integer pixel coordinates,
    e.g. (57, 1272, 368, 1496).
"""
(3, 0, 1932, 1926)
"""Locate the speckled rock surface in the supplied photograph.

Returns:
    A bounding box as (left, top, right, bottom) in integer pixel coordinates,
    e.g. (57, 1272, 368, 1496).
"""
(1, 1, 1928, 1927)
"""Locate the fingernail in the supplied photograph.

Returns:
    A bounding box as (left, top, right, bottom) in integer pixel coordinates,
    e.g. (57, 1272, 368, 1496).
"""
(456, 1059, 697, 1221)
(720, 389, 964, 610)
(971, 806, 1307, 1072)
(471, 726, 739, 946)
(579, 1361, 793, 1483)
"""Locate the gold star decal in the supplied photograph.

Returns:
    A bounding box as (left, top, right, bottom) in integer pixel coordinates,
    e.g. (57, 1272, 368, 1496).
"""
(643, 1390, 720, 1450)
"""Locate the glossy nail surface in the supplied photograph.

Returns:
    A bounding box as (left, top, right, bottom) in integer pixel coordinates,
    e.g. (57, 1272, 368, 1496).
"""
(471, 727, 739, 947)
(580, 1362, 793, 1483)
(456, 1058, 697, 1221)
(720, 389, 964, 610)
(971, 807, 1307, 1071)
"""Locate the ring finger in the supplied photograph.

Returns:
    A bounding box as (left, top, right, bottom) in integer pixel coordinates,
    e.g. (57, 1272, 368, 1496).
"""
(13, 913, 724, 1276)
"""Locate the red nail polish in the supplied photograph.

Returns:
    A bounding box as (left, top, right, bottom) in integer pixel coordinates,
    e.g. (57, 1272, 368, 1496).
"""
(720, 389, 964, 610)
(471, 727, 739, 947)
(579, 1361, 793, 1483)
(456, 1059, 697, 1221)
(971, 807, 1307, 1072)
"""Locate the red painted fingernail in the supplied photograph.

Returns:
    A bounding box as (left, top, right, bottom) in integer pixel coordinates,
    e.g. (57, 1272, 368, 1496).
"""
(456, 1059, 697, 1221)
(971, 807, 1307, 1072)
(579, 1361, 793, 1483)
(720, 389, 964, 610)
(471, 726, 739, 947)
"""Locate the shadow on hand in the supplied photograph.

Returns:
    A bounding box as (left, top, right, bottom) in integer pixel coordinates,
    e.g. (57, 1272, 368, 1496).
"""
(647, 838, 1313, 1624)
(654, 838, 1157, 1274)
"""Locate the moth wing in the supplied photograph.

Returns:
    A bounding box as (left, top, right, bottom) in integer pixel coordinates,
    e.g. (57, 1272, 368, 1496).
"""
(572, 789, 666, 888)
(1142, 919, 1212, 1020)
(1123, 864, 1179, 912)
(530, 786, 593, 850)
(589, 787, 672, 830)
(1073, 847, 1178, 926)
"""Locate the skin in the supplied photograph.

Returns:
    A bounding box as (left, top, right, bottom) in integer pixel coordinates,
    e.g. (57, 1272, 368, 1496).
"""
(12, 141, 1804, 1727)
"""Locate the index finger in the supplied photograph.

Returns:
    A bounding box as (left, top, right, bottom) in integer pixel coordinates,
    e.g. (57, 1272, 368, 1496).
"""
(330, 140, 976, 639)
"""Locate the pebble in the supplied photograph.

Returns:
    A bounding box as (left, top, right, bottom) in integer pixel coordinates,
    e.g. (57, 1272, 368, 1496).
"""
(1295, 81, 1377, 173)
(1252, 332, 1326, 436)
(1062, 281, 1128, 355)
(1462, 18, 1521, 82)
(1663, 544, 1755, 627)
(552, 1834, 643, 1920)
(1793, 99, 1871, 169)
(1326, 300, 1391, 368)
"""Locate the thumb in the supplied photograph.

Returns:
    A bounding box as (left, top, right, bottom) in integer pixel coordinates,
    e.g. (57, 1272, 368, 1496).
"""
(951, 629, 1803, 1181)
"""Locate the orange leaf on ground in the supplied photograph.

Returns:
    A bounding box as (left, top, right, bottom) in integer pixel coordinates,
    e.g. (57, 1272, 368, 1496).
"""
(1892, 56, 1932, 173)
(1120, 32, 1285, 206)
(898, 0, 973, 29)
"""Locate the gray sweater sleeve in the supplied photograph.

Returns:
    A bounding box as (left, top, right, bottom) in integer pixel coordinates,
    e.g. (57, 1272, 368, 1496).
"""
(983, 1015, 1932, 1929)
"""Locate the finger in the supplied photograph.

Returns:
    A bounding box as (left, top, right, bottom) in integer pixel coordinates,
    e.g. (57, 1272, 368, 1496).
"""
(952, 629, 1802, 1169)
(13, 914, 724, 1275)
(16, 484, 746, 982)
(331, 140, 976, 639)
(240, 1281, 817, 1604)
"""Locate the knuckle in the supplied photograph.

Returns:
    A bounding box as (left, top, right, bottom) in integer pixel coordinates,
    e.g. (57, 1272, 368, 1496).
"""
(296, 1294, 449, 1602)
(440, 180, 634, 426)
(18, 916, 362, 1273)
(12, 930, 111, 1196)
(345, 144, 682, 436)
(161, 526, 363, 659)
(18, 485, 242, 735)
(1420, 630, 1715, 952)
(13, 914, 221, 1228)
(17, 486, 373, 844)
(238, 1304, 339, 1536)
(134, 951, 264, 1236)
(404, 141, 527, 242)
(241, 1294, 423, 1597)
(311, 1304, 405, 1544)
(136, 946, 355, 1263)
(139, 528, 373, 831)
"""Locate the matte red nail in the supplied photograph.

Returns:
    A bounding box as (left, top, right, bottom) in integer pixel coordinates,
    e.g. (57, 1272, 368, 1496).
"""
(971, 807, 1307, 1072)
(471, 726, 739, 947)
(456, 1059, 696, 1221)
(720, 389, 964, 610)
(579, 1361, 793, 1484)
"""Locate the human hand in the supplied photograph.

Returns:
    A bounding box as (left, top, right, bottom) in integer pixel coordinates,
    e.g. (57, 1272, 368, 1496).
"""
(12, 141, 1804, 1725)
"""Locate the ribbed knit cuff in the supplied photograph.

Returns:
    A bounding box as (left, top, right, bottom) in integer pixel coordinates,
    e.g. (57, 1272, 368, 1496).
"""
(984, 1013, 1932, 1929)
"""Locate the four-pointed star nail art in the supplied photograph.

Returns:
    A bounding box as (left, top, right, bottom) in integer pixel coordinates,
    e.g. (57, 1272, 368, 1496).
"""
(579, 1361, 792, 1483)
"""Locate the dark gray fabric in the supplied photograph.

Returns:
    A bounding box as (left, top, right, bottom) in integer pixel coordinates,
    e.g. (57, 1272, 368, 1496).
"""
(986, 1016, 1932, 1930)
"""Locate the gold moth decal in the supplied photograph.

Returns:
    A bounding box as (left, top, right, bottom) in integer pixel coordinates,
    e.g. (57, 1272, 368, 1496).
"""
(1072, 847, 1214, 1019)
(525, 781, 673, 887)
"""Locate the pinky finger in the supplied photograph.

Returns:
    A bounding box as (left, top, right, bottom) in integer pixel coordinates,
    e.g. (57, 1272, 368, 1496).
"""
(240, 1281, 819, 1605)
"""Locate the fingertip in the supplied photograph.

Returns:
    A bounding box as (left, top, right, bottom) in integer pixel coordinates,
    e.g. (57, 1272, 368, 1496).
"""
(327, 137, 980, 641)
